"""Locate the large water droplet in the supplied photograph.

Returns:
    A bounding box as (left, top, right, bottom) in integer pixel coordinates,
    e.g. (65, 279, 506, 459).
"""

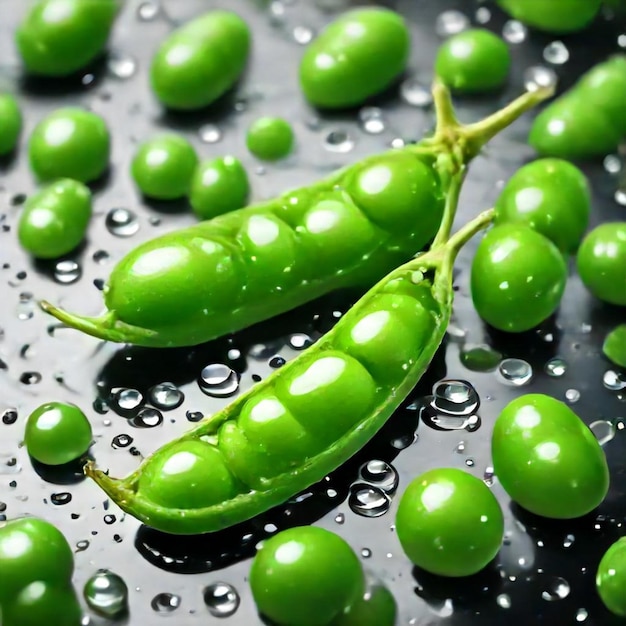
(497, 358, 533, 386)
(203, 582, 240, 617)
(358, 107, 386, 134)
(105, 208, 139, 237)
(358, 460, 399, 494)
(502, 20, 527, 43)
(54, 260, 81, 284)
(148, 382, 184, 410)
(435, 10, 469, 37)
(431, 379, 480, 416)
(604, 370, 626, 391)
(151, 593, 181, 613)
(84, 569, 129, 617)
(524, 66, 558, 92)
(541, 576, 570, 601)
(590, 419, 616, 446)
(107, 53, 137, 79)
(543, 41, 569, 64)
(400, 78, 433, 108)
(131, 407, 163, 428)
(348, 484, 391, 518)
(199, 363, 240, 397)
(544, 357, 567, 377)
(112, 388, 144, 413)
(324, 130, 355, 153)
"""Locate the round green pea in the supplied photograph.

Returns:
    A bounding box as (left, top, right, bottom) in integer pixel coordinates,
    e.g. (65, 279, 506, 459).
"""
(496, 0, 602, 34)
(15, 0, 119, 76)
(0, 517, 74, 605)
(150, 11, 250, 110)
(470, 223, 567, 332)
(28, 108, 110, 183)
(246, 117, 294, 161)
(0, 93, 22, 155)
(18, 179, 92, 259)
(249, 526, 364, 626)
(576, 222, 626, 306)
(190, 156, 249, 219)
(25, 401, 92, 465)
(131, 134, 198, 200)
(495, 158, 591, 254)
(331, 576, 396, 626)
(492, 394, 610, 519)
(396, 468, 504, 577)
(603, 325, 626, 368)
(435, 29, 511, 94)
(597, 537, 626, 617)
(299, 8, 410, 109)
(2, 581, 82, 626)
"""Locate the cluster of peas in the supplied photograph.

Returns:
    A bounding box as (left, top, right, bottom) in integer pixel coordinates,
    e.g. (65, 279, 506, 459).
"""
(1, 0, 626, 625)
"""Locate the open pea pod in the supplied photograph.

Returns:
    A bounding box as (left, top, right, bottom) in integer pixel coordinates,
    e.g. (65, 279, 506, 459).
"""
(41, 84, 551, 348)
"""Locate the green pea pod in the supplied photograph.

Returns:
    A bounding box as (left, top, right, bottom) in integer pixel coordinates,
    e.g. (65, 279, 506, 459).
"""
(41, 84, 552, 348)
(529, 55, 626, 159)
(496, 0, 601, 33)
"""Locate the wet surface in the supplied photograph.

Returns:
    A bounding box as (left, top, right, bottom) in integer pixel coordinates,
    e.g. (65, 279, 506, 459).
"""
(1, 0, 625, 624)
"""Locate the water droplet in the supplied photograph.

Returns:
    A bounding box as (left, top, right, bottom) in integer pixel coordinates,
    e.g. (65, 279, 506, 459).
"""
(604, 155, 622, 174)
(431, 379, 480, 416)
(288, 333, 313, 350)
(615, 189, 626, 206)
(51, 492, 72, 505)
(544, 357, 567, 377)
(497, 358, 533, 386)
(111, 434, 133, 449)
(496, 593, 512, 609)
(148, 382, 184, 410)
(269, 355, 286, 368)
(107, 53, 137, 79)
(151, 592, 181, 613)
(268, 0, 286, 25)
(334, 512, 345, 524)
(20, 371, 41, 385)
(199, 124, 223, 144)
(137, 1, 159, 20)
(16, 298, 35, 320)
(390, 431, 417, 449)
(361, 548, 372, 558)
(503, 20, 527, 43)
(619, 33, 626, 48)
(604, 370, 626, 391)
(93, 250, 110, 264)
(324, 130, 355, 153)
(105, 208, 139, 237)
(460, 344, 502, 372)
(76, 540, 90, 552)
(2, 409, 18, 425)
(565, 388, 581, 403)
(523, 66, 558, 92)
(186, 410, 204, 423)
(54, 260, 81, 284)
(292, 25, 315, 45)
(575, 608, 588, 622)
(541, 576, 570, 601)
(131, 407, 163, 428)
(435, 10, 469, 37)
(563, 534, 575, 548)
(483, 466, 495, 486)
(203, 582, 240, 617)
(348, 484, 391, 518)
(358, 460, 399, 494)
(199, 363, 240, 397)
(358, 107, 386, 135)
(543, 41, 569, 64)
(113, 388, 144, 412)
(400, 78, 433, 108)
(475, 7, 491, 23)
(84, 569, 129, 617)
(590, 420, 616, 446)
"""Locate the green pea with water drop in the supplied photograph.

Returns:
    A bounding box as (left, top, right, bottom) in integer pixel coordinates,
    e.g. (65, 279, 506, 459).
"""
(246, 117, 294, 161)
(0, 94, 22, 155)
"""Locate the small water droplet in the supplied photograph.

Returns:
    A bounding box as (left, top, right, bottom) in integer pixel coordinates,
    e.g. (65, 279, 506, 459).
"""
(431, 379, 480, 416)
(131, 407, 163, 428)
(51, 492, 72, 505)
(615, 189, 626, 206)
(137, 1, 159, 20)
(524, 65, 558, 92)
(324, 130, 355, 153)
(105, 208, 139, 237)
(199, 124, 223, 144)
(113, 388, 144, 412)
(348, 484, 391, 518)
(358, 460, 399, 494)
(575, 608, 588, 622)
(496, 593, 512, 609)
(76, 540, 90, 552)
(84, 569, 129, 617)
(619, 33, 626, 48)
(288, 333, 313, 350)
(186, 410, 204, 422)
(148, 382, 184, 410)
(543, 41, 569, 64)
(460, 344, 502, 372)
(2, 409, 18, 425)
(563, 534, 575, 548)
(16, 299, 35, 320)
(20, 371, 42, 385)
(483, 466, 495, 486)
(92, 250, 110, 264)
(111, 434, 133, 449)
(604, 155, 622, 175)
(435, 10, 469, 36)
(107, 53, 137, 79)
(497, 358, 533, 386)
(400, 78, 433, 108)
(503, 20, 527, 43)
(590, 420, 616, 446)
(292, 25, 315, 45)
(151, 593, 181, 613)
(475, 7, 491, 23)
(358, 107, 386, 134)
(199, 363, 240, 397)
(604, 370, 626, 391)
(541, 576, 570, 601)
(335, 512, 345, 524)
(565, 388, 581, 403)
(390, 431, 417, 449)
(545, 357, 567, 378)
(54, 260, 81, 284)
(268, 0, 286, 25)
(202, 582, 240, 618)
(361, 548, 372, 558)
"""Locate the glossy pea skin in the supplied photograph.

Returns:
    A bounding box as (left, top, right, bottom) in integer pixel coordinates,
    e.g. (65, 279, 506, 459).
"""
(131, 134, 198, 200)
(396, 468, 504, 577)
(150, 11, 250, 110)
(15, 0, 118, 77)
(0, 517, 74, 605)
(246, 117, 294, 161)
(603, 325, 626, 368)
(299, 8, 410, 109)
(2, 582, 82, 626)
(331, 576, 396, 626)
(0, 93, 22, 155)
(28, 108, 110, 183)
(492, 394, 610, 519)
(529, 56, 626, 159)
(597, 538, 626, 617)
(190, 156, 250, 220)
(435, 29, 511, 94)
(18, 179, 92, 259)
(470, 223, 567, 332)
(494, 158, 590, 254)
(496, 0, 601, 33)
(24, 401, 93, 465)
(576, 222, 626, 306)
(249, 526, 364, 626)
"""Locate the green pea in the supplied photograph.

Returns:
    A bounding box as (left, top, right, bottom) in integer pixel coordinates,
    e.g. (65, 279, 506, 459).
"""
(138, 440, 238, 509)
(190, 156, 249, 220)
(299, 8, 410, 109)
(2, 581, 82, 626)
(597, 537, 626, 617)
(24, 401, 92, 465)
(249, 526, 364, 626)
(435, 29, 511, 94)
(470, 223, 567, 332)
(496, 0, 602, 33)
(492, 394, 610, 519)
(396, 468, 504, 577)
(331, 576, 396, 626)
(150, 11, 250, 110)
(15, 0, 119, 77)
(246, 117, 294, 161)
(0, 517, 74, 605)
(131, 134, 198, 200)
(28, 108, 110, 183)
(0, 93, 22, 155)
(576, 222, 626, 306)
(494, 158, 590, 254)
(18, 179, 92, 259)
(603, 325, 626, 368)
